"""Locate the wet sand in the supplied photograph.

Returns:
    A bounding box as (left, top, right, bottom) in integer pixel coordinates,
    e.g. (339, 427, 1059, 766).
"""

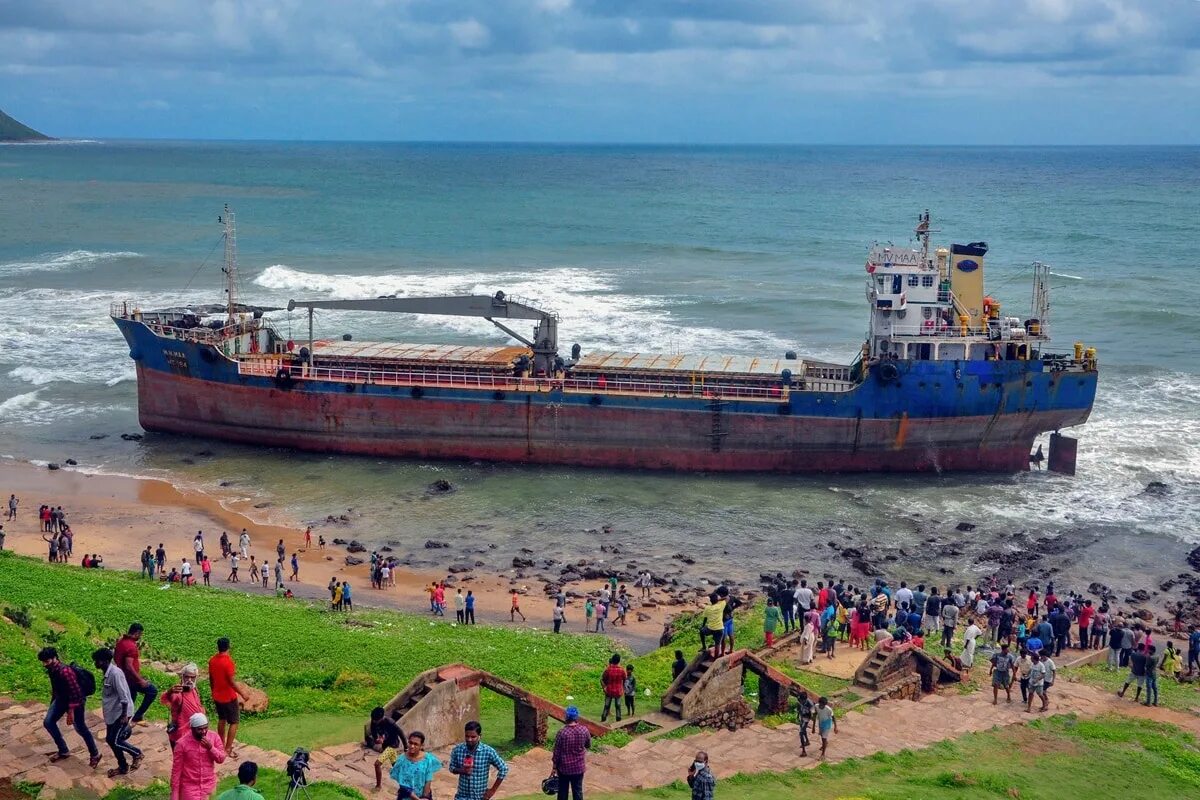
(0, 461, 674, 652)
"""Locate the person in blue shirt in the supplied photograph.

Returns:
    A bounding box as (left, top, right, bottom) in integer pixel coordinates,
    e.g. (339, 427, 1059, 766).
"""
(341, 582, 353, 611)
(389, 731, 441, 799)
(448, 721, 506, 800)
(465, 591, 476, 625)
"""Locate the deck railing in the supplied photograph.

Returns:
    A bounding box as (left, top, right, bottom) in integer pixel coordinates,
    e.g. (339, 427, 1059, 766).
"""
(237, 360, 857, 400)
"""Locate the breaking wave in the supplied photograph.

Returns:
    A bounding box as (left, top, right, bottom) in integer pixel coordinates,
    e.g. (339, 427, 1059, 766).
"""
(0, 250, 142, 277)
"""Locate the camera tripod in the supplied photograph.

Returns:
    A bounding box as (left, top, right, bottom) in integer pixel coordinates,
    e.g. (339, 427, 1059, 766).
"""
(283, 770, 312, 800)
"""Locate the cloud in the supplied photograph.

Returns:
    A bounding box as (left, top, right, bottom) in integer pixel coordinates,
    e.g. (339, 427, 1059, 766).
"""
(0, 0, 1198, 141)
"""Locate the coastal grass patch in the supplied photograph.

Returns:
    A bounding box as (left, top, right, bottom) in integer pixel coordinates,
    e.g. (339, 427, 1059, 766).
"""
(0, 552, 762, 752)
(1072, 663, 1200, 714)
(505, 714, 1200, 799)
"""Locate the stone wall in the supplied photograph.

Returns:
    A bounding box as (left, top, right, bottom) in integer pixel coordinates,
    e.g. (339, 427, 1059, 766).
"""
(691, 699, 754, 731)
(679, 654, 745, 720)
(397, 679, 481, 751)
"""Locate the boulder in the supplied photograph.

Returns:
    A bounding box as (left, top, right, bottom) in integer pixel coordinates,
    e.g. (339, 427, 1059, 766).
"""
(64, 458, 78, 466)
(120, 432, 144, 441)
(345, 556, 364, 566)
(1130, 589, 1151, 602)
(512, 557, 535, 568)
(235, 681, 269, 713)
(448, 563, 473, 574)
(346, 541, 366, 553)
(1143, 481, 1170, 497)
(47, 463, 60, 470)
(427, 479, 454, 494)
(955, 522, 977, 532)
(89, 433, 108, 440)
(424, 540, 450, 549)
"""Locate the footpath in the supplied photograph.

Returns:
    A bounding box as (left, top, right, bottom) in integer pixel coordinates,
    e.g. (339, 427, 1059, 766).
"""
(4, 674, 1198, 799)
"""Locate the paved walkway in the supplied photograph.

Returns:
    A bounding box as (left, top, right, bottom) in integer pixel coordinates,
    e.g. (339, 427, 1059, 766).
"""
(3, 676, 1199, 799)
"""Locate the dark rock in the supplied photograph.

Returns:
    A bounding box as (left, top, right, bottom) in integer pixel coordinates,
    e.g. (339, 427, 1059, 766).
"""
(1130, 589, 1151, 602)
(332, 538, 348, 546)
(47, 463, 60, 470)
(379, 546, 393, 553)
(345, 556, 363, 566)
(1144, 481, 1170, 497)
(840, 547, 863, 559)
(955, 522, 976, 532)
(253, 502, 272, 509)
(448, 563, 473, 574)
(427, 479, 454, 494)
(1159, 579, 1179, 592)
(120, 433, 143, 441)
(1188, 546, 1200, 573)
(850, 558, 874, 575)
(512, 557, 534, 568)
(180, 458, 196, 465)
(345, 541, 366, 553)
(89, 434, 108, 440)
(1133, 608, 1154, 622)
(443, 575, 457, 585)
(218, 481, 235, 487)
(424, 540, 450, 549)
(64, 459, 77, 466)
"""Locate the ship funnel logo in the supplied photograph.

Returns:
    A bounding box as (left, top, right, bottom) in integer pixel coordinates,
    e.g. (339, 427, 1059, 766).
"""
(957, 259, 980, 273)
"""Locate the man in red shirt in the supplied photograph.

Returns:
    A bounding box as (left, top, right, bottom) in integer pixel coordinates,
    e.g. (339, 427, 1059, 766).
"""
(1077, 600, 1095, 651)
(207, 638, 249, 757)
(114, 622, 158, 725)
(600, 654, 627, 722)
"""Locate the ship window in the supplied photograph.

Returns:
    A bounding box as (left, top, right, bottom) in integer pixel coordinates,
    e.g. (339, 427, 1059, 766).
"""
(907, 275, 919, 287)
(876, 276, 886, 289)
(922, 275, 935, 288)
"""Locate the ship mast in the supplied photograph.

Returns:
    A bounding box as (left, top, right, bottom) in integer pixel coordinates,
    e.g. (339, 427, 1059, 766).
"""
(219, 205, 238, 323)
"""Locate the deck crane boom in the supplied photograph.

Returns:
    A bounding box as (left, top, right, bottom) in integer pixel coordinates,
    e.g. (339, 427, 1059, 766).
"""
(287, 291, 560, 374)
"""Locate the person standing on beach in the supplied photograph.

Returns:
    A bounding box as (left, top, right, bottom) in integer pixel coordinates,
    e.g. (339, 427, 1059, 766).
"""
(201, 556, 212, 586)
(510, 590, 526, 622)
(464, 590, 476, 624)
(455, 589, 466, 624)
(550, 706, 590, 800)
(93, 647, 143, 777)
(239, 530, 250, 559)
(585, 599, 594, 632)
(180, 558, 193, 587)
(6, 493, 16, 521)
(341, 581, 353, 610)
(156, 544, 167, 576)
(289, 553, 299, 582)
(275, 538, 285, 564)
(208, 638, 249, 757)
(553, 602, 565, 634)
(273, 558, 283, 591)
(140, 547, 152, 579)
(114, 623, 157, 725)
(304, 526, 312, 551)
(193, 531, 204, 564)
(228, 554, 240, 582)
(219, 532, 230, 560)
(39, 646, 101, 767)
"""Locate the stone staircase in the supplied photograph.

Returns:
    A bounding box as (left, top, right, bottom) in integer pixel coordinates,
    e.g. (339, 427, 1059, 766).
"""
(854, 647, 892, 692)
(661, 651, 715, 717)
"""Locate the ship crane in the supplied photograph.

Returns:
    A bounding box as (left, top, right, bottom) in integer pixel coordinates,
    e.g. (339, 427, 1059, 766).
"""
(287, 291, 561, 374)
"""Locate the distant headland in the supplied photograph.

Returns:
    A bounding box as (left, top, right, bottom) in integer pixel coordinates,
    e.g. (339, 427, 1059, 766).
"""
(0, 108, 53, 142)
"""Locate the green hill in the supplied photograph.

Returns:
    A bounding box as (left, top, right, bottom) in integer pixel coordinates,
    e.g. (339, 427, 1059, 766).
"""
(0, 107, 52, 141)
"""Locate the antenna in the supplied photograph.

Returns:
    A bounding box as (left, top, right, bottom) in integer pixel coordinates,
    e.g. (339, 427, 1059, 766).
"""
(219, 204, 238, 322)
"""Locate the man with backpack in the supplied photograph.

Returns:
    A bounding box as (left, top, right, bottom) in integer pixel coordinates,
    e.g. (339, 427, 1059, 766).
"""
(39, 646, 101, 767)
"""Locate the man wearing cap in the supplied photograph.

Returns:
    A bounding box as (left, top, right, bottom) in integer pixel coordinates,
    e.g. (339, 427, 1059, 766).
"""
(161, 664, 205, 750)
(170, 712, 226, 800)
(550, 706, 591, 800)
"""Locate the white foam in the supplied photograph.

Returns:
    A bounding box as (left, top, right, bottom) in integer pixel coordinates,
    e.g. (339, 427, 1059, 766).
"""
(253, 264, 794, 355)
(0, 250, 142, 277)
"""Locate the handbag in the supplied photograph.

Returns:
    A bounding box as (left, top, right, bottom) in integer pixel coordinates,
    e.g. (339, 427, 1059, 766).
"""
(541, 775, 559, 796)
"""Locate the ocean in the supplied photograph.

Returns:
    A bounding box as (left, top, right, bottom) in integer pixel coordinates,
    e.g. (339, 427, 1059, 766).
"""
(1, 141, 1198, 592)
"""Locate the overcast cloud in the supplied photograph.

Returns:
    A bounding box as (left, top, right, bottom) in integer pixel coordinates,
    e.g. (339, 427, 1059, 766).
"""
(1, 0, 1198, 142)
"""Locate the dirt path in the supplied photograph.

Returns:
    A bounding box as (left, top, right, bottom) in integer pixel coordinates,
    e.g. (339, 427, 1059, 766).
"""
(4, 673, 1197, 799)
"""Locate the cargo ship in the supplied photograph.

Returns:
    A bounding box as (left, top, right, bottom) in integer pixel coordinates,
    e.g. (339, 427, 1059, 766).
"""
(112, 209, 1098, 473)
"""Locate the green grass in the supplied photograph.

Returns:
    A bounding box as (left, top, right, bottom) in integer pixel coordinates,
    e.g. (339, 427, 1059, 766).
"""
(50, 768, 365, 800)
(506, 714, 1200, 799)
(766, 663, 853, 700)
(0, 552, 761, 754)
(1073, 663, 1200, 713)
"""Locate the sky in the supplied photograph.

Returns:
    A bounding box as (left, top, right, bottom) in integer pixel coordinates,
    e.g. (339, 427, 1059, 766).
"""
(1, 0, 1199, 144)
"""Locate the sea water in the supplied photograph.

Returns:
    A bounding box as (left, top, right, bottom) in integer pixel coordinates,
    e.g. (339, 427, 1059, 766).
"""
(1, 142, 1197, 589)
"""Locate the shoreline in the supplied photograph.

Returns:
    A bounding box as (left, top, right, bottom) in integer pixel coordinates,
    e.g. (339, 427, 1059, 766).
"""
(0, 460, 675, 652)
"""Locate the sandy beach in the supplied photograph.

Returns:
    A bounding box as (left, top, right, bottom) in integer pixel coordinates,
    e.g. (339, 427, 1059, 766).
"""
(0, 460, 676, 651)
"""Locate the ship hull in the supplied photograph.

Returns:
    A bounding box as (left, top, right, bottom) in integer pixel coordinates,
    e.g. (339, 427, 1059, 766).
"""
(118, 320, 1097, 474)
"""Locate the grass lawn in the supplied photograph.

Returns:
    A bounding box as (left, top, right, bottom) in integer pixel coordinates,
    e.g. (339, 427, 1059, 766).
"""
(506, 714, 1200, 799)
(0, 552, 758, 754)
(35, 767, 365, 800)
(1072, 663, 1200, 714)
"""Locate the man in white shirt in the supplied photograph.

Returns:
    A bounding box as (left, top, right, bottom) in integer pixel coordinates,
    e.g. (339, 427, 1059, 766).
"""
(239, 529, 251, 559)
(894, 582, 914, 612)
(180, 559, 193, 586)
(794, 581, 814, 613)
